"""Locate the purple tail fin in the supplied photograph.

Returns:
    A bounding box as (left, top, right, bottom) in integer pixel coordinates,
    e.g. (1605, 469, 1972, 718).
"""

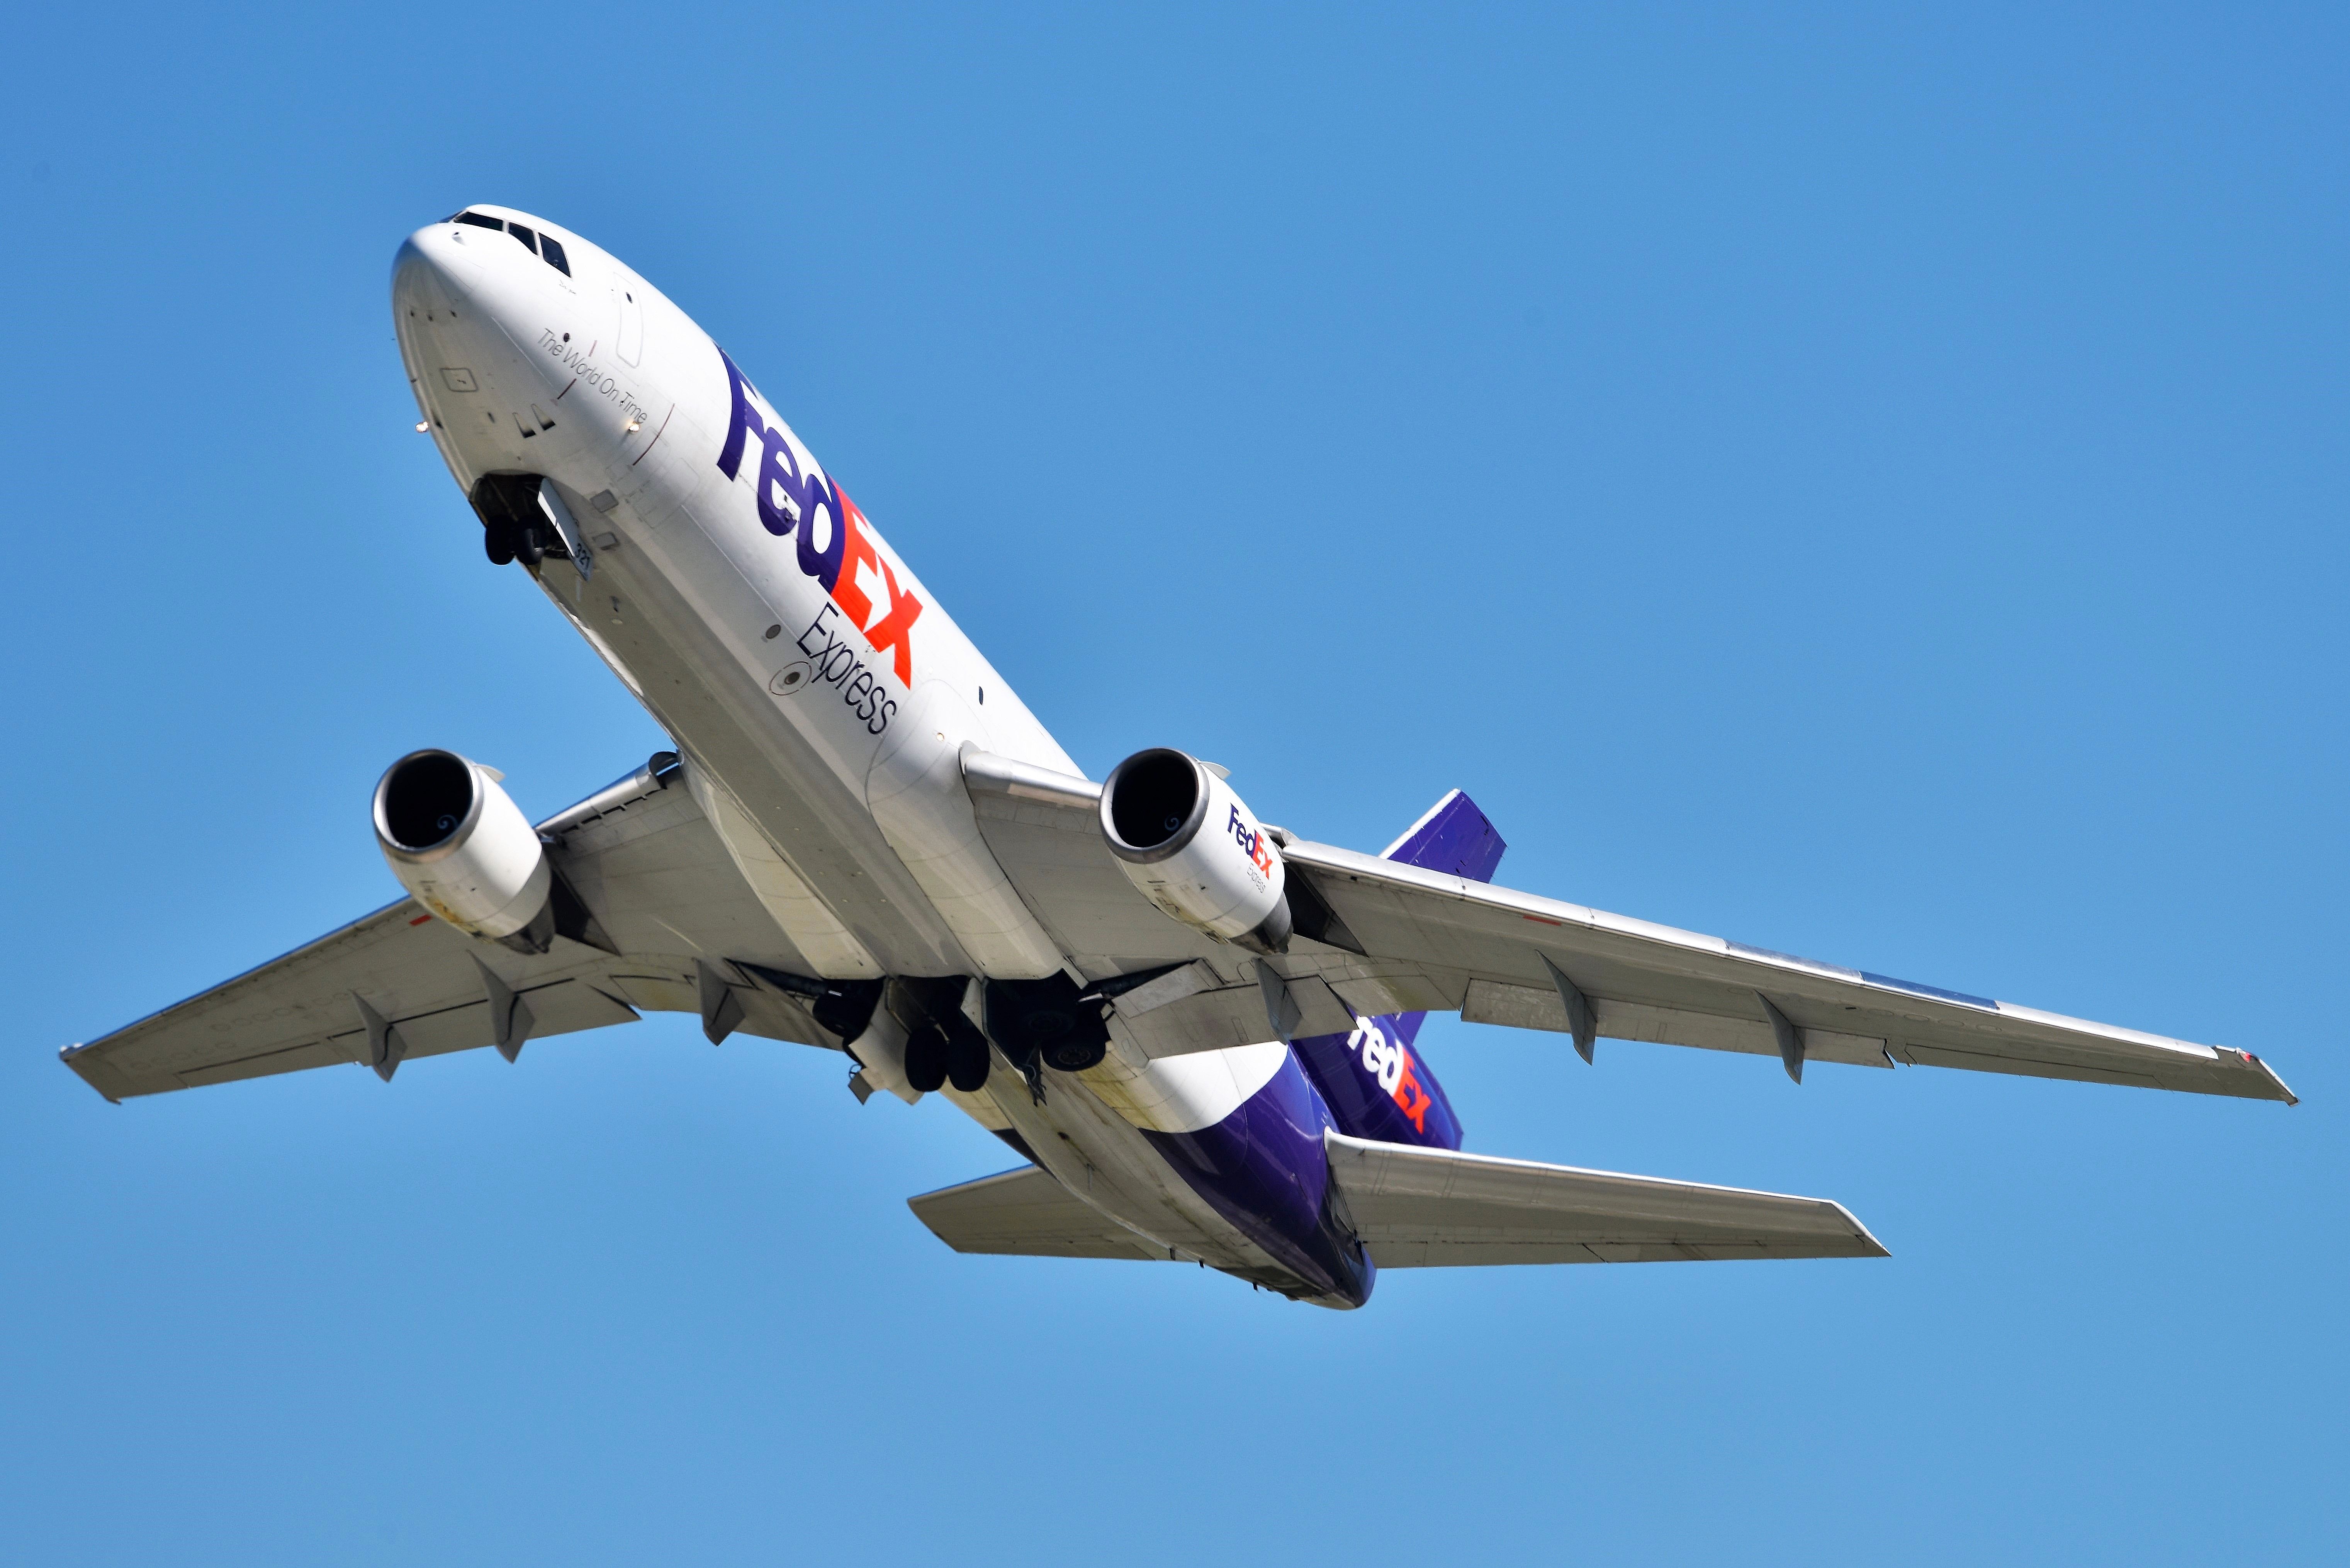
(1381, 789, 1508, 884)
(1289, 791, 1506, 1152)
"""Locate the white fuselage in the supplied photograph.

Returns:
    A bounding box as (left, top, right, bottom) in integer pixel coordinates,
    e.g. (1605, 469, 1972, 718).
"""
(391, 208, 1355, 1303)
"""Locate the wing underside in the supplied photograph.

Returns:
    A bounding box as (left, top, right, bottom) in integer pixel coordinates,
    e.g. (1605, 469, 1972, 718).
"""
(962, 752, 2295, 1104)
(70, 747, 2299, 1108)
(1276, 839, 2294, 1101)
(63, 759, 841, 1101)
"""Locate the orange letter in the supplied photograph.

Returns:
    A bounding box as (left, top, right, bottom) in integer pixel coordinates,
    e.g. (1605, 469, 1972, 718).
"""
(830, 493, 882, 630)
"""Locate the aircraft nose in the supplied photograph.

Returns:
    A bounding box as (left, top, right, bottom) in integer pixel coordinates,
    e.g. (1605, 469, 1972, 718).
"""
(394, 212, 569, 358)
(392, 225, 501, 435)
(392, 224, 479, 321)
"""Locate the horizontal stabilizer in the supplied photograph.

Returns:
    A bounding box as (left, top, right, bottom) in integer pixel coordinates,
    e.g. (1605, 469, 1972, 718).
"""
(1324, 1130, 1887, 1267)
(908, 1166, 1171, 1261)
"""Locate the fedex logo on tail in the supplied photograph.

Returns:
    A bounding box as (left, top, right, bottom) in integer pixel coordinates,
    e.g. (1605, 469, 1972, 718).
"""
(1288, 1010, 1463, 1151)
(1347, 1017, 1433, 1135)
(716, 349, 922, 689)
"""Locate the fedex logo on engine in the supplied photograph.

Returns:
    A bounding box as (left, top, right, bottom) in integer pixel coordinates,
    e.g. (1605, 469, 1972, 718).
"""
(715, 349, 923, 694)
(1227, 805, 1275, 882)
(1346, 1016, 1434, 1134)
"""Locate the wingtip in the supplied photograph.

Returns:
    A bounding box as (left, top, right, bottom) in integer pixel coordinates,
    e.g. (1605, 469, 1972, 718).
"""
(59, 1044, 123, 1104)
(1832, 1201, 1892, 1259)
(1842, 1231, 1892, 1260)
(2240, 1052, 2298, 1106)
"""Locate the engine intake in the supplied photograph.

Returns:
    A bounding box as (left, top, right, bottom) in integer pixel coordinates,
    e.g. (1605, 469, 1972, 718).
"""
(374, 748, 555, 950)
(1100, 748, 1289, 951)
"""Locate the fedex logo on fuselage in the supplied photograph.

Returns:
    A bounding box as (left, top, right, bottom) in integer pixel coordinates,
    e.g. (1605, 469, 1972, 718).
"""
(1346, 1016, 1433, 1134)
(716, 349, 923, 694)
(1227, 805, 1275, 882)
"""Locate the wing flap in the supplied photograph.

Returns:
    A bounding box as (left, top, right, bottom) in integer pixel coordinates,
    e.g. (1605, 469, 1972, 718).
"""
(908, 1166, 1170, 1261)
(173, 1039, 351, 1091)
(1463, 979, 1894, 1068)
(377, 977, 641, 1064)
(1109, 970, 1360, 1059)
(1324, 1131, 1888, 1268)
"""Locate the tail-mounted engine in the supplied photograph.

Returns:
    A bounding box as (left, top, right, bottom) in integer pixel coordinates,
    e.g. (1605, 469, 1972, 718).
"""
(374, 749, 561, 952)
(1100, 748, 1291, 953)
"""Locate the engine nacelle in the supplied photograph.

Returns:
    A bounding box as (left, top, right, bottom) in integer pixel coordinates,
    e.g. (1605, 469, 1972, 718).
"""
(1100, 748, 1289, 950)
(373, 749, 554, 949)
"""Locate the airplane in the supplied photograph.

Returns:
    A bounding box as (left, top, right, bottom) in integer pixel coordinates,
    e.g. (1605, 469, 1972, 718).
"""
(58, 205, 2299, 1310)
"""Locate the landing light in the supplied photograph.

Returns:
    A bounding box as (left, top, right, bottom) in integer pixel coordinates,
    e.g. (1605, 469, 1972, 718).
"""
(414, 421, 430, 433)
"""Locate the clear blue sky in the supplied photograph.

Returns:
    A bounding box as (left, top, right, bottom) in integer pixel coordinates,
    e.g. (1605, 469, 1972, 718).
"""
(3, 5, 2343, 1563)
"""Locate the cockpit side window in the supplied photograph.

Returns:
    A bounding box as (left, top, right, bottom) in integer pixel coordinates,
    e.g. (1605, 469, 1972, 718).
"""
(539, 236, 571, 276)
(508, 222, 539, 255)
(453, 211, 503, 231)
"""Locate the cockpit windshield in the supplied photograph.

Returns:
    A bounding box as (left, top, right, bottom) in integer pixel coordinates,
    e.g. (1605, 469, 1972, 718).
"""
(443, 211, 572, 277)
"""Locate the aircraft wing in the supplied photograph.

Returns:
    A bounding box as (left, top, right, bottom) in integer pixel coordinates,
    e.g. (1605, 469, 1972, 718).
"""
(61, 898, 643, 1101)
(62, 757, 838, 1102)
(1323, 1131, 1886, 1266)
(1274, 840, 2295, 1101)
(961, 753, 2294, 1103)
(908, 1165, 1172, 1261)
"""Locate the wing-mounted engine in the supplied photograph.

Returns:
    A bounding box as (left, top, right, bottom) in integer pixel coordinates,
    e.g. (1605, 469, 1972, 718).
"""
(1100, 748, 1290, 953)
(373, 748, 610, 955)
